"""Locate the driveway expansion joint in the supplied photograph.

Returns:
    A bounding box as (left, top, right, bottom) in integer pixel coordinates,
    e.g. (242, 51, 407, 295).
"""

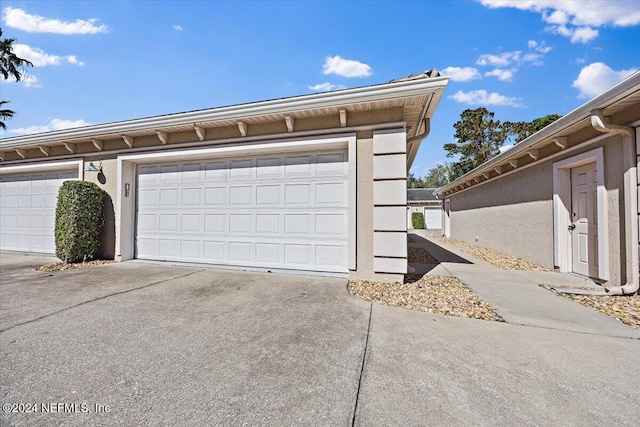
(351, 301, 372, 427)
(0, 269, 204, 333)
(504, 321, 640, 341)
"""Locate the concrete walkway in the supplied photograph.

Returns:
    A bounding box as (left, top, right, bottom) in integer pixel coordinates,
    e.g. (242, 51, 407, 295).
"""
(408, 231, 640, 340)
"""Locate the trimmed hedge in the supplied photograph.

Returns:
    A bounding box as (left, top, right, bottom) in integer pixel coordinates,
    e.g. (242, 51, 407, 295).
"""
(55, 181, 105, 263)
(412, 212, 425, 229)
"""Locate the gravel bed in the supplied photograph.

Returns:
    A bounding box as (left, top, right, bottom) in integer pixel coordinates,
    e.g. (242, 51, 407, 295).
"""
(436, 237, 546, 271)
(408, 246, 439, 264)
(37, 260, 117, 272)
(348, 276, 503, 322)
(541, 285, 640, 330)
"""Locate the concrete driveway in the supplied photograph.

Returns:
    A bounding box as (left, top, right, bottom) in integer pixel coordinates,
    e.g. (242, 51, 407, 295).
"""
(1, 253, 639, 426)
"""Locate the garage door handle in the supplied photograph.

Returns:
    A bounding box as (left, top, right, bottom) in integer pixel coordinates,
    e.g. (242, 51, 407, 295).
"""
(568, 224, 576, 231)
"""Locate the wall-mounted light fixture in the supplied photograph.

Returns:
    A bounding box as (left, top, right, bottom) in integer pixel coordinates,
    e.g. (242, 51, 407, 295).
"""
(85, 161, 102, 173)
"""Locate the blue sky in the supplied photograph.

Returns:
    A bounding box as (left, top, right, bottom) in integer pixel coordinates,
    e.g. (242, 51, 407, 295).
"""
(1, 0, 639, 177)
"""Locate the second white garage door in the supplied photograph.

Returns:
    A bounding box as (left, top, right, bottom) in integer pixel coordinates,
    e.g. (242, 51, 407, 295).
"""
(0, 170, 78, 253)
(135, 150, 349, 273)
(424, 208, 442, 230)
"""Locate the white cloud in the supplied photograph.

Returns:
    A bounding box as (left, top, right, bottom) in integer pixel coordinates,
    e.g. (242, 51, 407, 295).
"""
(480, 0, 640, 26)
(13, 44, 60, 66)
(441, 66, 481, 82)
(173, 25, 183, 31)
(66, 55, 84, 66)
(322, 55, 371, 78)
(477, 50, 543, 68)
(572, 62, 638, 98)
(13, 44, 83, 67)
(8, 118, 92, 135)
(570, 26, 599, 44)
(545, 23, 598, 43)
(22, 74, 41, 88)
(480, 0, 640, 43)
(543, 9, 569, 25)
(450, 89, 522, 107)
(528, 40, 552, 54)
(476, 52, 515, 67)
(485, 68, 516, 81)
(3, 6, 109, 34)
(308, 82, 346, 92)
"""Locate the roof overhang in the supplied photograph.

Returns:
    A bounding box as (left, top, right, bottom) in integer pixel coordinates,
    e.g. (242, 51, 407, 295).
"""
(0, 74, 449, 167)
(437, 71, 640, 197)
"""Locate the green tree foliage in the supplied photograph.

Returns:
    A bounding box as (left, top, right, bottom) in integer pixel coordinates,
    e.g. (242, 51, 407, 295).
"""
(55, 181, 106, 263)
(442, 108, 561, 181)
(444, 108, 510, 179)
(0, 101, 14, 129)
(411, 212, 425, 229)
(407, 172, 426, 188)
(0, 28, 33, 129)
(423, 163, 455, 187)
(505, 114, 562, 143)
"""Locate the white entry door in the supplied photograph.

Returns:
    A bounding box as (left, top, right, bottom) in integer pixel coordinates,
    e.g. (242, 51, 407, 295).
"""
(570, 162, 598, 277)
(135, 150, 349, 273)
(0, 170, 78, 253)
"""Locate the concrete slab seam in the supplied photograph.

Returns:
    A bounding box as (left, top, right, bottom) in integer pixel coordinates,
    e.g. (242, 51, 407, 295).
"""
(0, 269, 204, 333)
(351, 301, 373, 427)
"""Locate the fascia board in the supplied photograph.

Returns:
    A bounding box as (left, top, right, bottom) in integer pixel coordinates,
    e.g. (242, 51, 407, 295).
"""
(437, 71, 640, 196)
(0, 77, 449, 149)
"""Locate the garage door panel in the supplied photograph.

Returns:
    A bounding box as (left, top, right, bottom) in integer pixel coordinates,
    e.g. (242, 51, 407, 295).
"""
(285, 184, 310, 204)
(136, 151, 348, 273)
(204, 241, 225, 260)
(230, 159, 253, 178)
(230, 186, 252, 205)
(229, 242, 252, 261)
(31, 194, 45, 208)
(256, 157, 280, 177)
(229, 214, 252, 233)
(205, 161, 228, 179)
(181, 240, 201, 258)
(316, 182, 344, 205)
(285, 156, 311, 176)
(205, 214, 226, 233)
(256, 185, 280, 205)
(256, 243, 279, 263)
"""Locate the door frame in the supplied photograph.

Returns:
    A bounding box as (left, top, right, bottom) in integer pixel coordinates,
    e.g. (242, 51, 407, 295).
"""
(443, 198, 451, 238)
(552, 147, 608, 280)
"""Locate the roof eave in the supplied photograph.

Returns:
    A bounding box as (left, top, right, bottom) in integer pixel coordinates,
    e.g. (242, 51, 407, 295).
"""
(0, 76, 449, 149)
(437, 71, 640, 196)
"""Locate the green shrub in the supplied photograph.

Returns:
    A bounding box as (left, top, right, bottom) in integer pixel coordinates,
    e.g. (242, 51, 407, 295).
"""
(55, 181, 105, 263)
(412, 212, 425, 229)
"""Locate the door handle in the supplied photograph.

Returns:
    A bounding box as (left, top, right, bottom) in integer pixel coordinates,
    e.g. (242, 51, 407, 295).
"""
(568, 224, 576, 231)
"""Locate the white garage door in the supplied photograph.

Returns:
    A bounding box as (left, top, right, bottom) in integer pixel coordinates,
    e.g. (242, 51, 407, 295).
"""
(135, 150, 349, 273)
(424, 208, 441, 230)
(0, 170, 78, 253)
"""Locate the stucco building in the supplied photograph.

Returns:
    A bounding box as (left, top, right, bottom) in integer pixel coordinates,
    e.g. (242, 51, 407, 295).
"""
(438, 72, 640, 294)
(0, 71, 449, 283)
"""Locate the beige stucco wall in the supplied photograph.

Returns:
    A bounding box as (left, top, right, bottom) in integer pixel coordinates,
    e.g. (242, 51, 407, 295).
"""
(349, 131, 404, 283)
(447, 133, 626, 285)
(448, 159, 555, 268)
(82, 158, 117, 260)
